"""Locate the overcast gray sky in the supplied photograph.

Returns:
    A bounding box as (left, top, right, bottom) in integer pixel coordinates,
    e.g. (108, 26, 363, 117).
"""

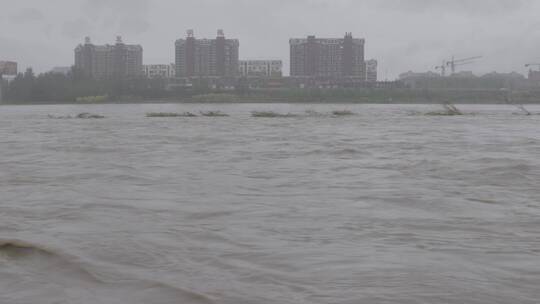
(1, 0, 540, 78)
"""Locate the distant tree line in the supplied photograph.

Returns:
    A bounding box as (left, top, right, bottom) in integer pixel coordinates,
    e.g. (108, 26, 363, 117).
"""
(2, 67, 173, 103)
(3, 67, 540, 104)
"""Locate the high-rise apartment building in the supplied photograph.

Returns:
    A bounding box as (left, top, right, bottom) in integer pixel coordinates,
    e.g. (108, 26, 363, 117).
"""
(74, 37, 143, 79)
(290, 33, 365, 78)
(175, 30, 239, 78)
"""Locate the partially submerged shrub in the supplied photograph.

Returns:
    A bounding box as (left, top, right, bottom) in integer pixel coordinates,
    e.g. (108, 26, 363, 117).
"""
(48, 114, 71, 119)
(48, 113, 105, 119)
(304, 110, 325, 116)
(426, 103, 463, 116)
(443, 103, 463, 115)
(200, 111, 229, 117)
(332, 110, 355, 116)
(146, 112, 181, 117)
(251, 111, 298, 118)
(146, 112, 197, 117)
(77, 113, 105, 119)
(513, 104, 532, 116)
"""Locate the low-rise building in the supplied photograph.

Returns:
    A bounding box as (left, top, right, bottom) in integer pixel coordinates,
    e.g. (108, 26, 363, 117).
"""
(238, 60, 282, 77)
(365, 59, 377, 82)
(528, 70, 540, 82)
(399, 71, 441, 80)
(143, 64, 176, 78)
(400, 70, 530, 89)
(452, 71, 476, 78)
(0, 61, 18, 76)
(399, 71, 441, 89)
(51, 67, 72, 75)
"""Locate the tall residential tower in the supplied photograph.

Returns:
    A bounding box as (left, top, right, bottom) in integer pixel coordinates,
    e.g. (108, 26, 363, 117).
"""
(290, 33, 365, 78)
(74, 37, 143, 79)
(175, 30, 239, 78)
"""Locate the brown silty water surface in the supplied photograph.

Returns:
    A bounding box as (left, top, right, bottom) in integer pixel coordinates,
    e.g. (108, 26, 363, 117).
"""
(0, 103, 539, 304)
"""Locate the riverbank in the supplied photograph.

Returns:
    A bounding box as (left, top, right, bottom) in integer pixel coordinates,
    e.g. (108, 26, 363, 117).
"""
(2, 88, 540, 105)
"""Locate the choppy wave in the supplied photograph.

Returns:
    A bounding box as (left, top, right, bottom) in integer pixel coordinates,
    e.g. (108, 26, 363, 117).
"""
(1, 104, 540, 304)
(0, 238, 102, 283)
(0, 239, 214, 304)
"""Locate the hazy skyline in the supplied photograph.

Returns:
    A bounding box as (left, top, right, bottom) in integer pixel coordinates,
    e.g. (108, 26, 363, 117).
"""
(1, 0, 540, 78)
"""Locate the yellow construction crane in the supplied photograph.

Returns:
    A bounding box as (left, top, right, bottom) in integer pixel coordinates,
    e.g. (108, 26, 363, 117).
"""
(435, 56, 482, 76)
(447, 56, 483, 74)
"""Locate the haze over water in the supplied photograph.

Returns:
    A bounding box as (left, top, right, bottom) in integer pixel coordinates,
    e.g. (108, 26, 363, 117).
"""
(1, 103, 539, 304)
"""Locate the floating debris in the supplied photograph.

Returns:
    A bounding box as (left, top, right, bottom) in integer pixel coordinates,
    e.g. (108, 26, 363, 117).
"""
(304, 110, 328, 117)
(305, 110, 320, 115)
(146, 112, 197, 118)
(251, 111, 299, 118)
(425, 103, 463, 116)
(332, 110, 355, 116)
(513, 104, 532, 116)
(48, 113, 105, 119)
(77, 113, 105, 119)
(48, 114, 71, 119)
(199, 111, 229, 117)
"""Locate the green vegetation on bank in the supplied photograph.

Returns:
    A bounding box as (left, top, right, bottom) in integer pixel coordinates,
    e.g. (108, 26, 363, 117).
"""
(237, 88, 540, 104)
(76, 95, 109, 103)
(191, 93, 237, 103)
(1, 68, 171, 103)
(2, 67, 540, 104)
